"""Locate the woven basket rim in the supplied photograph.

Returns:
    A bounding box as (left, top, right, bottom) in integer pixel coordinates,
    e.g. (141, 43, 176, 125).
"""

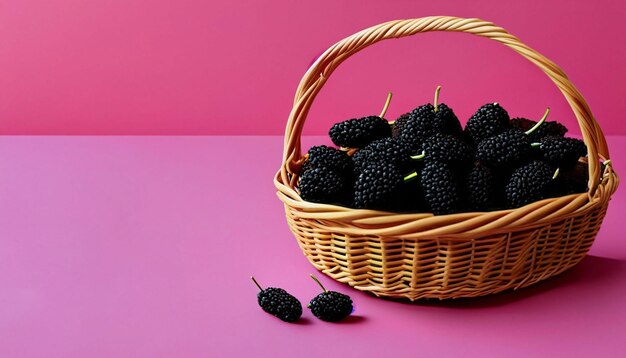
(275, 162, 617, 240)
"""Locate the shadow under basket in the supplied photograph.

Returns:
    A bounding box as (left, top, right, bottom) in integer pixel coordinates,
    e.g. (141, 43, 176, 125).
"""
(274, 16, 619, 300)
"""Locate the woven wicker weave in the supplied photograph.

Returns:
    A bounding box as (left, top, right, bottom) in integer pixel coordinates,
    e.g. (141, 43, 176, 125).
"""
(274, 16, 619, 300)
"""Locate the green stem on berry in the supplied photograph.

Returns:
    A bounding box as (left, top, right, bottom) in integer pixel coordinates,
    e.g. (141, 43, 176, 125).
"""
(251, 276, 264, 291)
(379, 92, 393, 118)
(433, 85, 442, 112)
(404, 172, 418, 181)
(530, 142, 541, 148)
(410, 151, 426, 160)
(525, 107, 550, 136)
(310, 274, 328, 293)
(552, 168, 560, 180)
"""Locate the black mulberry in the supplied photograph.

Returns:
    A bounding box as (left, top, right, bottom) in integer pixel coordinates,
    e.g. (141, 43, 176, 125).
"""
(251, 277, 302, 323)
(476, 129, 531, 168)
(329, 116, 391, 148)
(397, 103, 463, 150)
(466, 164, 498, 211)
(302, 145, 353, 175)
(299, 167, 350, 205)
(354, 161, 403, 210)
(396, 87, 463, 152)
(420, 161, 461, 215)
(465, 103, 510, 144)
(352, 137, 412, 174)
(505, 160, 556, 208)
(422, 133, 474, 168)
(535, 136, 587, 168)
(391, 112, 411, 138)
(307, 275, 353, 322)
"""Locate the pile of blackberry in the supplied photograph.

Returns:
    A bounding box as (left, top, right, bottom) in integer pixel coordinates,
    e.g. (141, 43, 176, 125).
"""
(297, 87, 589, 215)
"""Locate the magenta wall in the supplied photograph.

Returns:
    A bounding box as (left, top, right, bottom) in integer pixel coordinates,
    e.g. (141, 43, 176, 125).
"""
(1, 0, 624, 135)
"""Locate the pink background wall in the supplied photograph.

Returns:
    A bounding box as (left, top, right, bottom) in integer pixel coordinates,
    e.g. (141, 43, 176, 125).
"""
(1, 0, 624, 135)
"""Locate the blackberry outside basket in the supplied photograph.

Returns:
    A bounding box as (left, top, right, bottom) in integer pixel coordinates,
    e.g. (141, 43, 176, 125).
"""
(274, 16, 619, 300)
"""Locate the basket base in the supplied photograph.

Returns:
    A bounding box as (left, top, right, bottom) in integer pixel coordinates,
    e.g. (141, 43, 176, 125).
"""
(306, 249, 590, 301)
(289, 201, 607, 300)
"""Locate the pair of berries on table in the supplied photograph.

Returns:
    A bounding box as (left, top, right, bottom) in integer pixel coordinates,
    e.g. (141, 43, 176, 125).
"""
(251, 275, 353, 323)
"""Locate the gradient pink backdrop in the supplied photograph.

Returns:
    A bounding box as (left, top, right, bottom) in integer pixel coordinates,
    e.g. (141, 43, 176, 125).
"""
(1, 0, 625, 135)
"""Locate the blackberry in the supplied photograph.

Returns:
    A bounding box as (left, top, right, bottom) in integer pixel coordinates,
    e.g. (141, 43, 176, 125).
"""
(308, 275, 353, 322)
(397, 87, 463, 148)
(420, 161, 461, 215)
(432, 102, 464, 138)
(351, 137, 412, 174)
(465, 103, 510, 144)
(476, 129, 531, 168)
(396, 133, 424, 156)
(354, 161, 403, 210)
(505, 160, 556, 208)
(302, 145, 353, 176)
(251, 277, 302, 323)
(329, 116, 391, 148)
(402, 102, 462, 137)
(420, 133, 474, 168)
(477, 108, 552, 168)
(391, 112, 411, 138)
(533, 136, 587, 168)
(466, 164, 497, 211)
(510, 117, 568, 141)
(299, 167, 350, 205)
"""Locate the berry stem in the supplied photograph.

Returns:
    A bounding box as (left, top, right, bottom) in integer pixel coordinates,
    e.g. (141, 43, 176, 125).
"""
(404, 172, 418, 181)
(552, 168, 560, 180)
(530, 142, 541, 147)
(410, 151, 426, 160)
(433, 85, 441, 112)
(525, 107, 550, 136)
(310, 274, 328, 293)
(379, 92, 393, 118)
(250, 276, 264, 291)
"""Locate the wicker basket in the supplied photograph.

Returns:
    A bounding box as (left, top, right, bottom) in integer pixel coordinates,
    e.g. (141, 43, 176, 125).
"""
(274, 16, 619, 300)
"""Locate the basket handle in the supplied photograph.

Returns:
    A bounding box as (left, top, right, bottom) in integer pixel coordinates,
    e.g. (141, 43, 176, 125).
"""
(280, 16, 609, 195)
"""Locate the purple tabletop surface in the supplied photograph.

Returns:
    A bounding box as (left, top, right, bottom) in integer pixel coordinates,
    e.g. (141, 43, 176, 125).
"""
(0, 135, 624, 357)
